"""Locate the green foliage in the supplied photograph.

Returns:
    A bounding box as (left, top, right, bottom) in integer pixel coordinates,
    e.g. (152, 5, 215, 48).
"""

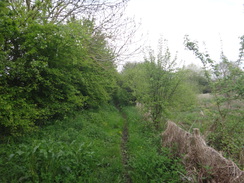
(120, 40, 197, 128)
(0, 90, 38, 136)
(184, 35, 243, 103)
(207, 111, 244, 167)
(129, 148, 184, 183)
(0, 1, 117, 136)
(116, 62, 144, 106)
(123, 106, 186, 182)
(166, 69, 197, 113)
(1, 140, 97, 182)
(0, 105, 188, 183)
(183, 64, 211, 93)
(171, 96, 244, 168)
(0, 105, 124, 182)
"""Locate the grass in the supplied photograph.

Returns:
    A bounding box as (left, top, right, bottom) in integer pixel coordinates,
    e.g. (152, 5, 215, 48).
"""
(2, 96, 241, 183)
(0, 105, 188, 183)
(123, 106, 186, 183)
(0, 105, 124, 183)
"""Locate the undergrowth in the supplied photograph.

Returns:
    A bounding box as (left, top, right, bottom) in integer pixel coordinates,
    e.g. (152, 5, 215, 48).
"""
(170, 95, 244, 169)
(123, 106, 186, 183)
(0, 105, 124, 183)
(0, 105, 187, 182)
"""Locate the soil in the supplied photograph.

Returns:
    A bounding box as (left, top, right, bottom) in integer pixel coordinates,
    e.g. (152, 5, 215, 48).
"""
(120, 108, 132, 183)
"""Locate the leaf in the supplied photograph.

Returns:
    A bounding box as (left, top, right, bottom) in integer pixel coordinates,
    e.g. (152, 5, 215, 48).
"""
(9, 154, 15, 159)
(32, 143, 41, 154)
(16, 150, 24, 156)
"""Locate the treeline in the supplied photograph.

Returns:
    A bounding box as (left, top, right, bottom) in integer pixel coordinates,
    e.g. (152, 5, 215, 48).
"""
(0, 0, 122, 136)
(0, 0, 206, 137)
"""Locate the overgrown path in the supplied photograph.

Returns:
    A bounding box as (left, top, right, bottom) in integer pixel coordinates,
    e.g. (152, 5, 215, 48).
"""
(119, 107, 132, 183)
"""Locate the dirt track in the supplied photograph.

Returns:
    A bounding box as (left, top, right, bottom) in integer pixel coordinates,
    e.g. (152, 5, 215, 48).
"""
(120, 108, 132, 183)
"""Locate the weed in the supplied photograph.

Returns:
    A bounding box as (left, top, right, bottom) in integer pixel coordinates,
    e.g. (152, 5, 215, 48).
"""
(123, 106, 186, 183)
(0, 105, 124, 183)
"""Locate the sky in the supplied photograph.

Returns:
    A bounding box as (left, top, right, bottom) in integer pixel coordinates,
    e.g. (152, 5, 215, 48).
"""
(124, 0, 244, 67)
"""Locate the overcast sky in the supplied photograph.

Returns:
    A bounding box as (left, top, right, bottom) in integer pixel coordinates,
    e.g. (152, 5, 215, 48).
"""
(125, 0, 244, 67)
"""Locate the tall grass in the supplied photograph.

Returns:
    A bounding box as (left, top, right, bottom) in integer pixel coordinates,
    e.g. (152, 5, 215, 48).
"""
(0, 105, 124, 182)
(123, 106, 186, 183)
(0, 105, 187, 183)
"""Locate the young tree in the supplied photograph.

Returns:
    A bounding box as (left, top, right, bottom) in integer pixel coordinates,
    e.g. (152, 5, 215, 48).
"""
(142, 42, 181, 128)
(121, 39, 197, 129)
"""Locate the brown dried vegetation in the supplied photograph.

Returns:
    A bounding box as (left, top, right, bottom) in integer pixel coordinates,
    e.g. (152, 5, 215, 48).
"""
(162, 121, 244, 183)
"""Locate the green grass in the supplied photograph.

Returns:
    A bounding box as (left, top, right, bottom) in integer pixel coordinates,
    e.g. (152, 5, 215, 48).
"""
(0, 105, 124, 183)
(0, 105, 187, 182)
(123, 106, 186, 183)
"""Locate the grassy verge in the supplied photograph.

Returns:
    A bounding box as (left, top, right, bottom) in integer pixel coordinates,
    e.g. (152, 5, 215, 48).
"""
(123, 106, 186, 183)
(0, 105, 124, 183)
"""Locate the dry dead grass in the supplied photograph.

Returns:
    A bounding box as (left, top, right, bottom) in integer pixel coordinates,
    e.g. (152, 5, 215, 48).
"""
(162, 121, 244, 183)
(198, 93, 213, 100)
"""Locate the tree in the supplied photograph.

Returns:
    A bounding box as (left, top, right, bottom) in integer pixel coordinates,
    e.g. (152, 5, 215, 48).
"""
(0, 0, 119, 136)
(6, 0, 138, 64)
(120, 39, 197, 129)
(142, 44, 185, 128)
(7, 0, 128, 24)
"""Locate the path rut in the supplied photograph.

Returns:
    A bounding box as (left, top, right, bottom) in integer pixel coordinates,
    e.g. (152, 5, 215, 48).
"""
(120, 109, 132, 183)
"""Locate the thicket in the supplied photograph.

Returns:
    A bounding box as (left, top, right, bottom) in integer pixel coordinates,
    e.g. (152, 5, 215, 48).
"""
(0, 0, 120, 136)
(182, 64, 211, 93)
